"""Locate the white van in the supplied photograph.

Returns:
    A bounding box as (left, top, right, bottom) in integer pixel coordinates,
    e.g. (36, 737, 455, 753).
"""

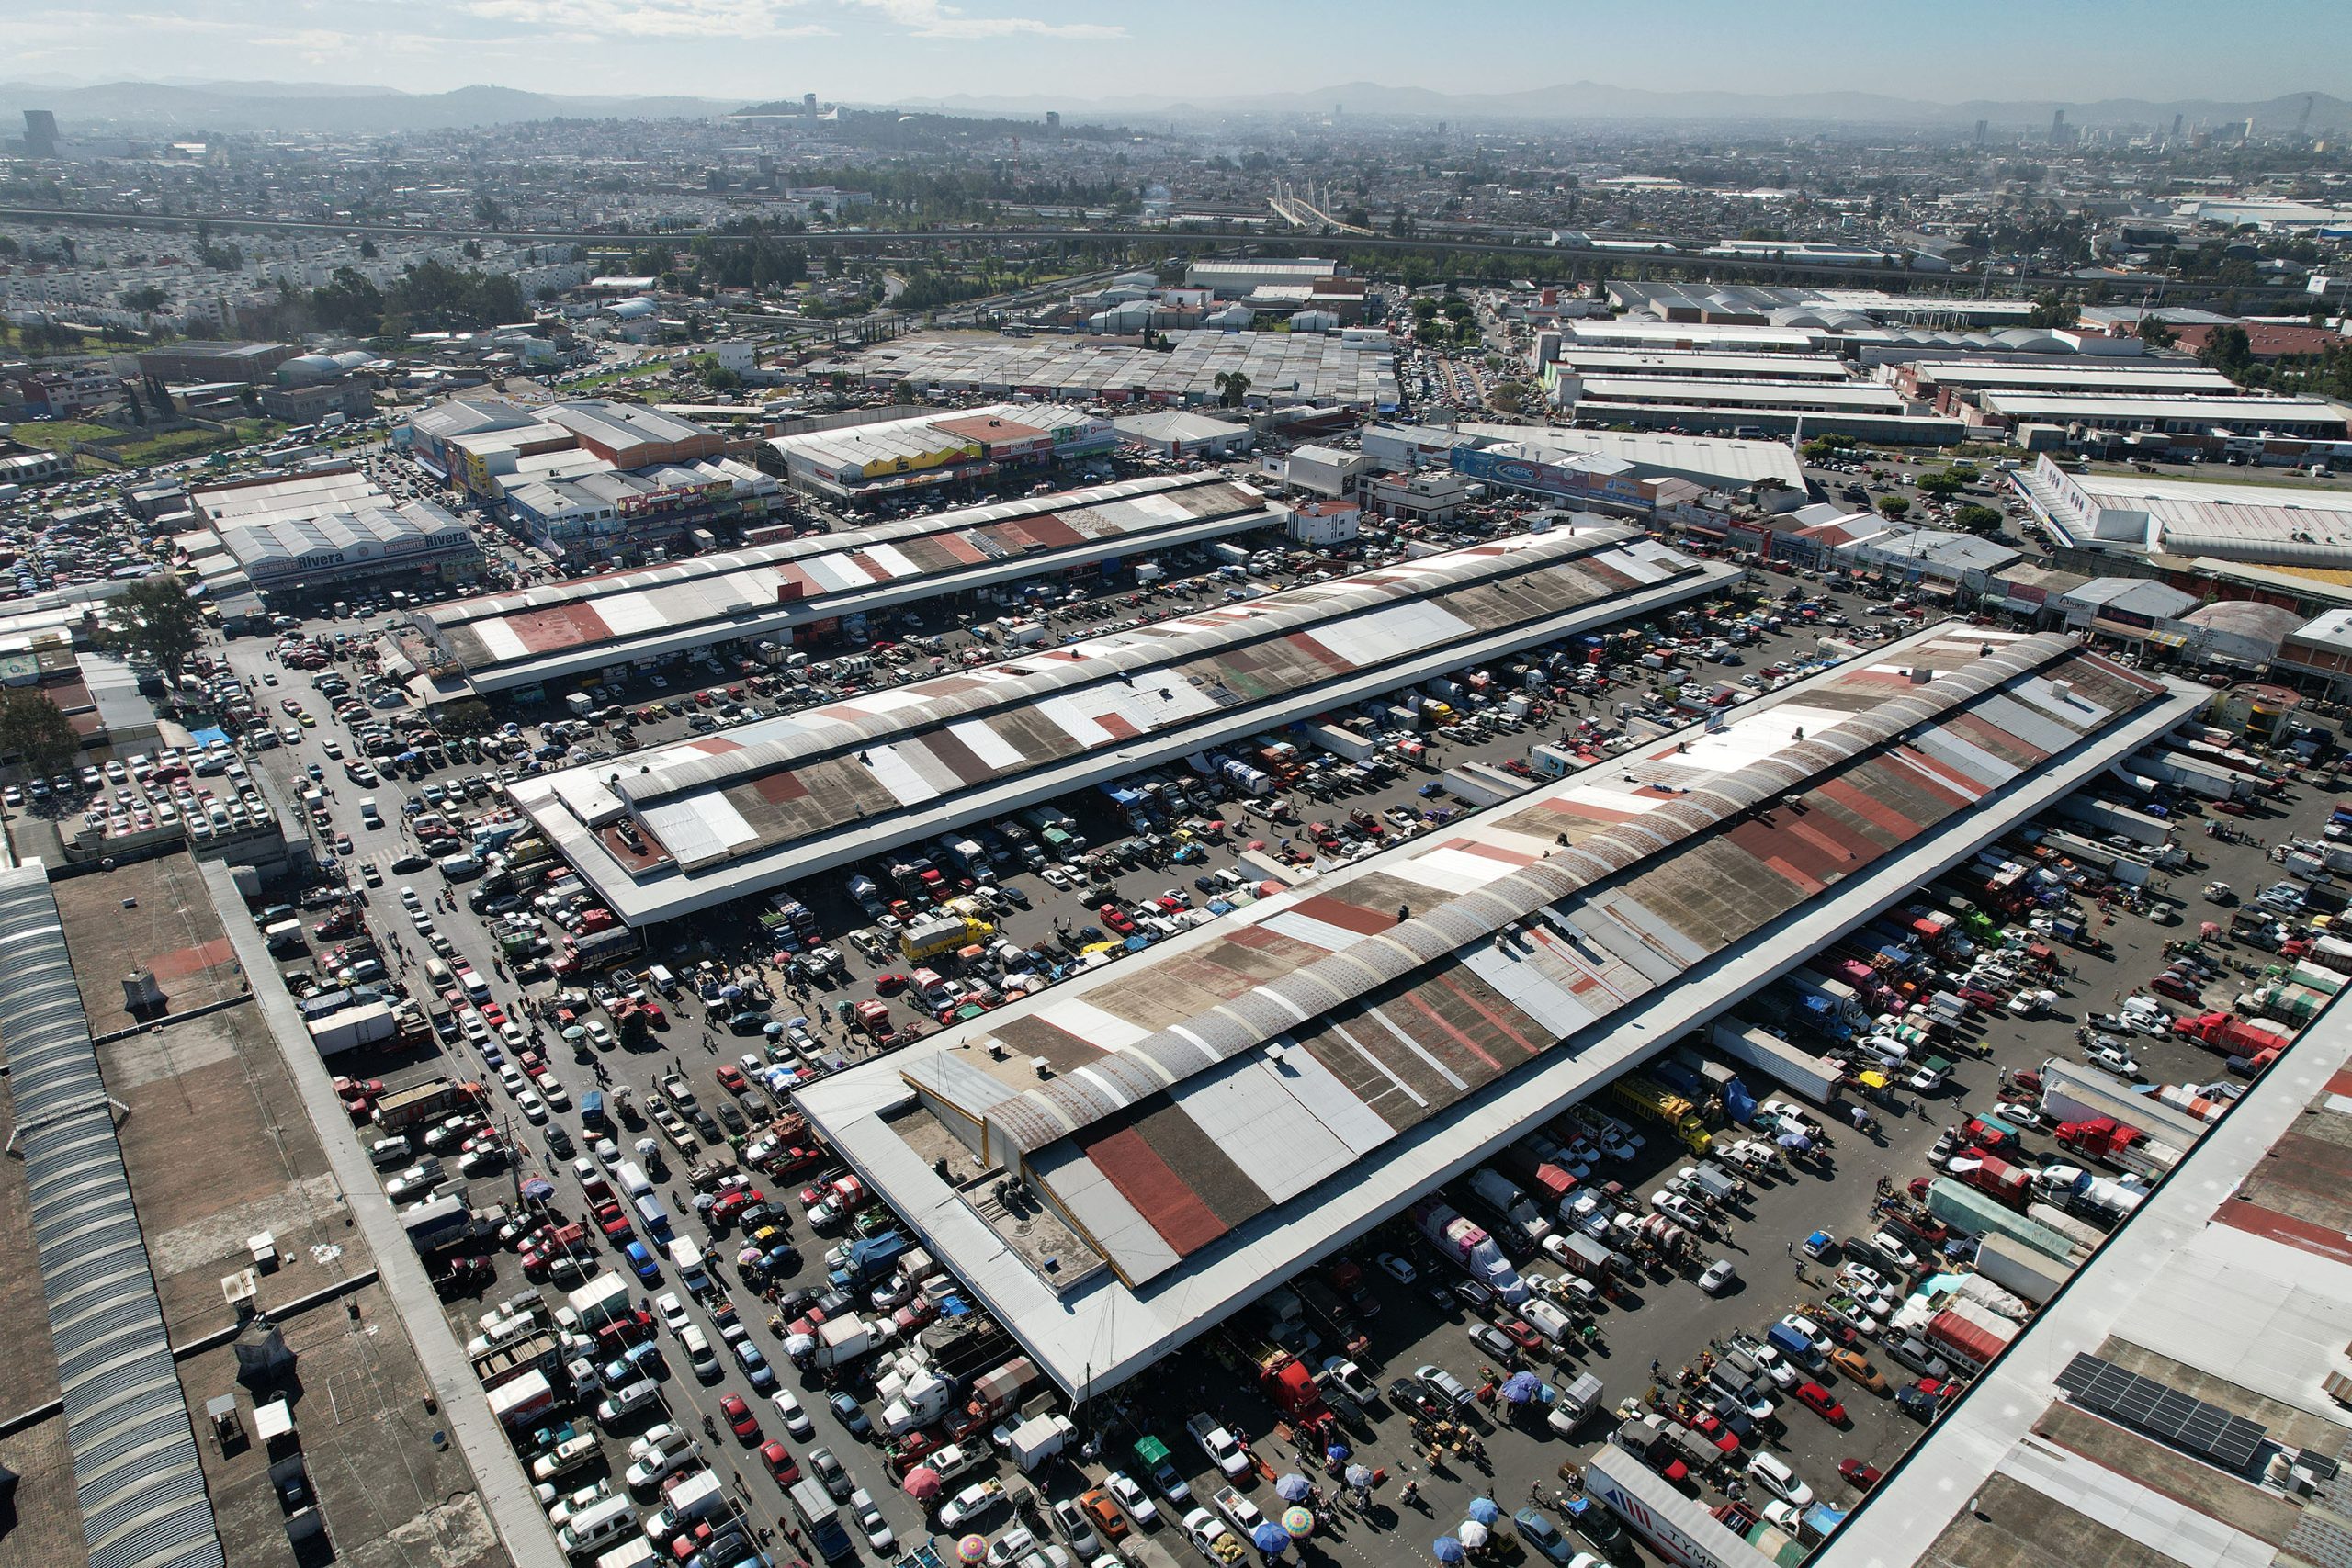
(556, 1494, 639, 1559)
(680, 1325, 719, 1382)
(614, 1160, 654, 1200)
(359, 797, 381, 827)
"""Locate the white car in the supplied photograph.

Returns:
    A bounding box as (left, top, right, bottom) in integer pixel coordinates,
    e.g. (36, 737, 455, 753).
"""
(1103, 1471, 1159, 1529)
(771, 1390, 815, 1439)
(655, 1292, 691, 1335)
(1186, 1414, 1250, 1478)
(1778, 1314, 1835, 1359)
(850, 1488, 895, 1552)
(1696, 1258, 1736, 1294)
(2086, 1043, 2143, 1078)
(514, 1089, 548, 1123)
(1747, 1451, 1815, 1508)
(1651, 1190, 1711, 1232)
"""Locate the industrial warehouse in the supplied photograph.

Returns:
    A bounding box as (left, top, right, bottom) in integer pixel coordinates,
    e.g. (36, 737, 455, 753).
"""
(508, 525, 1733, 925)
(808, 331, 1402, 412)
(797, 629, 2202, 1396)
(412, 471, 1284, 695)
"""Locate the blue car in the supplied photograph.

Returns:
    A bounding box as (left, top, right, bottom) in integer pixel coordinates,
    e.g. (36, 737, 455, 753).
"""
(623, 1241, 661, 1284)
(734, 1341, 778, 1393)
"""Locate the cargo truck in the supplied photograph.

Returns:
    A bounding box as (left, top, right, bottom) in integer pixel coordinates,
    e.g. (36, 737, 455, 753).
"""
(1939, 1151, 2032, 1211)
(2171, 1010, 2293, 1058)
(2052, 1116, 2182, 1181)
(1408, 1199, 1528, 1302)
(1925, 1303, 2014, 1373)
(1971, 1232, 2073, 1305)
(1603, 1076, 1713, 1153)
(1708, 1021, 1840, 1105)
(1925, 1179, 2082, 1262)
(308, 1000, 399, 1055)
(487, 1370, 557, 1431)
(2038, 1059, 2211, 1147)
(373, 1077, 478, 1133)
(2032, 1164, 2144, 1227)
(1467, 1168, 1555, 1245)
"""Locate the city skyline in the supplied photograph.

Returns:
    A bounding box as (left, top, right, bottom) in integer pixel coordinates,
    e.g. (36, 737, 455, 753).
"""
(6, 0, 2348, 116)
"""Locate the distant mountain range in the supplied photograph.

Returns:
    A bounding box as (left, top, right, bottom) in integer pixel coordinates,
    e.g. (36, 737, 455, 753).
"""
(901, 81, 2352, 133)
(0, 75, 2341, 137)
(0, 79, 739, 134)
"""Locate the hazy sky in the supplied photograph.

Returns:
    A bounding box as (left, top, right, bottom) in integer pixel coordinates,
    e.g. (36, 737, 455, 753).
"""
(8, 0, 2347, 106)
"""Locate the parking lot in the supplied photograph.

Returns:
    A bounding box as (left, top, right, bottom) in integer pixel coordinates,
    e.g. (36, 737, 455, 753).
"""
(56, 497, 2325, 1568)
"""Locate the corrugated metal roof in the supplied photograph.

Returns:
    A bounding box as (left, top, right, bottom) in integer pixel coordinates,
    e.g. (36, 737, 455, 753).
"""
(424, 471, 1268, 677)
(919, 634, 2170, 1285)
(0, 863, 225, 1568)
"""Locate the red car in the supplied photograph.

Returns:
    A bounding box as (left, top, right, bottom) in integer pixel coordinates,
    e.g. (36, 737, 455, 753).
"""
(715, 1063, 748, 1094)
(711, 1189, 765, 1224)
(1490, 1314, 1544, 1354)
(1793, 1382, 1849, 1425)
(2149, 972, 2202, 1002)
(1098, 904, 1136, 935)
(872, 973, 908, 995)
(1684, 1410, 1742, 1455)
(1955, 985, 2003, 1011)
(481, 1002, 508, 1027)
(720, 1393, 760, 1442)
(1838, 1459, 1882, 1491)
(594, 1201, 633, 1239)
(761, 1440, 801, 1484)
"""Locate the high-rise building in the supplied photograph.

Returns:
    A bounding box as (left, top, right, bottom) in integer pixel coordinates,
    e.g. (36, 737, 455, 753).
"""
(2171, 112, 2184, 141)
(801, 92, 817, 113)
(21, 109, 58, 160)
(1973, 118, 1988, 146)
(2051, 107, 2069, 144)
(1045, 110, 1060, 129)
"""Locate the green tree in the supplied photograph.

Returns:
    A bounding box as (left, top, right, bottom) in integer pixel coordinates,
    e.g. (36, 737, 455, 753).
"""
(2026, 290, 2077, 330)
(2199, 324, 2256, 380)
(1213, 370, 1251, 409)
(2136, 315, 2177, 349)
(1488, 380, 1530, 416)
(119, 284, 168, 318)
(1917, 469, 1967, 499)
(0, 687, 82, 772)
(439, 698, 493, 733)
(1952, 502, 2005, 535)
(311, 266, 386, 335)
(1876, 495, 1913, 520)
(104, 575, 206, 686)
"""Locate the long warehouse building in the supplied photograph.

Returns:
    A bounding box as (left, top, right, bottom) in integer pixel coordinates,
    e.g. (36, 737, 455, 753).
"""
(508, 525, 1736, 926)
(413, 472, 1285, 696)
(797, 627, 2204, 1397)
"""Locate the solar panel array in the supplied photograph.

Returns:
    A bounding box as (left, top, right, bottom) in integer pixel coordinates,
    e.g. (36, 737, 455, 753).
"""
(2056, 1353, 2268, 1472)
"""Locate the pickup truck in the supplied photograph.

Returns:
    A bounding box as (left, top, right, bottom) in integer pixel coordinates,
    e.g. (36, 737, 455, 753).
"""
(1182, 1508, 1247, 1566)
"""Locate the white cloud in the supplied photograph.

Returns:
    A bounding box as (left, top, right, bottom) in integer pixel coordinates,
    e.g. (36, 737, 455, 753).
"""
(838, 0, 1125, 39)
(458, 0, 834, 39)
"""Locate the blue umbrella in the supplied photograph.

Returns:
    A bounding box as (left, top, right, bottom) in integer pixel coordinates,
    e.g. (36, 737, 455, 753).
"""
(1500, 1372, 1543, 1405)
(1433, 1539, 1466, 1564)
(1251, 1523, 1293, 1556)
(1344, 1464, 1373, 1490)
(1465, 1497, 1501, 1525)
(1325, 1442, 1351, 1464)
(520, 1178, 554, 1201)
(1274, 1474, 1312, 1503)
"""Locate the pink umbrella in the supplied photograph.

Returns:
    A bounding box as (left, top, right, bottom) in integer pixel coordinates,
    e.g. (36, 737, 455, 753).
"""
(903, 1466, 943, 1502)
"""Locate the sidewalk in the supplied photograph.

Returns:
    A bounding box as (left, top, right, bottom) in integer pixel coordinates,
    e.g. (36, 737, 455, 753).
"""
(198, 859, 569, 1568)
